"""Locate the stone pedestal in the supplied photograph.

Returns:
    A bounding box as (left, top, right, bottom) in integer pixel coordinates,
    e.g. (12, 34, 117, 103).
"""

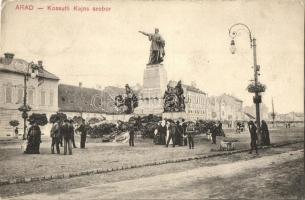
(162, 112, 188, 121)
(134, 64, 167, 115)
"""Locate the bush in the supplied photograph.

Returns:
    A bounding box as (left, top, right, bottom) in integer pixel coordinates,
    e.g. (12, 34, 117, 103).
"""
(88, 123, 117, 138)
(50, 112, 67, 123)
(140, 114, 162, 123)
(88, 117, 105, 125)
(9, 120, 19, 127)
(28, 113, 48, 126)
(143, 122, 159, 138)
(73, 116, 84, 125)
(196, 120, 216, 133)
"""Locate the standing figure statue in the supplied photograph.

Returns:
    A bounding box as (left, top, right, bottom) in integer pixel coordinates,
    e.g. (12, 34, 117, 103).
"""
(175, 81, 185, 111)
(139, 28, 165, 65)
(115, 84, 138, 114)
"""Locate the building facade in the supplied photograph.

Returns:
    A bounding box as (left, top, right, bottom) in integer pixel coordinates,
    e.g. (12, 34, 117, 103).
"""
(162, 81, 208, 121)
(207, 94, 243, 122)
(0, 53, 59, 137)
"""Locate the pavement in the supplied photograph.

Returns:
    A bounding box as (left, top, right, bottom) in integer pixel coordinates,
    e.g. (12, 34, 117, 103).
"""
(5, 149, 303, 200)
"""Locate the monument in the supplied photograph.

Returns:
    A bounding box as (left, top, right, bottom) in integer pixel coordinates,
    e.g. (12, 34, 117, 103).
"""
(114, 84, 138, 114)
(135, 28, 168, 115)
(163, 80, 186, 112)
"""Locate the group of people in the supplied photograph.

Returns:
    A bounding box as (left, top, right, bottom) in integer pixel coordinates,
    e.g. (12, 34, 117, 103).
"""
(208, 121, 225, 145)
(24, 118, 89, 155)
(24, 116, 271, 156)
(151, 119, 195, 149)
(248, 120, 270, 154)
(50, 118, 89, 155)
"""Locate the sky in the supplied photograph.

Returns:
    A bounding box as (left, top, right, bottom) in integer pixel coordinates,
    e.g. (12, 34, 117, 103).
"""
(1, 0, 304, 113)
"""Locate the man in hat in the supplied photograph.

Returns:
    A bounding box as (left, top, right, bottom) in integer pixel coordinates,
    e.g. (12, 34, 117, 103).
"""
(175, 121, 183, 146)
(61, 119, 73, 155)
(51, 119, 61, 154)
(166, 121, 176, 148)
(158, 119, 167, 145)
(70, 119, 77, 148)
(76, 119, 87, 149)
(181, 119, 188, 146)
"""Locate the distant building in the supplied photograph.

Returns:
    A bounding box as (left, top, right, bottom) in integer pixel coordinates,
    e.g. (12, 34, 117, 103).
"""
(59, 84, 116, 118)
(58, 84, 132, 122)
(162, 80, 208, 120)
(272, 112, 304, 122)
(244, 103, 269, 121)
(179, 82, 208, 120)
(207, 94, 243, 122)
(0, 53, 59, 137)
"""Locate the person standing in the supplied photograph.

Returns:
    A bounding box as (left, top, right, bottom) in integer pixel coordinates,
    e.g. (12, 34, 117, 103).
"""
(187, 125, 194, 149)
(51, 120, 61, 154)
(76, 119, 87, 149)
(248, 120, 258, 154)
(129, 126, 135, 147)
(261, 120, 270, 145)
(158, 120, 166, 145)
(166, 121, 176, 148)
(175, 121, 183, 146)
(218, 121, 225, 137)
(182, 119, 188, 146)
(211, 124, 217, 144)
(153, 122, 161, 145)
(24, 122, 41, 154)
(70, 120, 77, 148)
(62, 119, 73, 155)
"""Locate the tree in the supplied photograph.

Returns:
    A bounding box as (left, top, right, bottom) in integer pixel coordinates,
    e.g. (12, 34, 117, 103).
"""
(49, 112, 67, 123)
(9, 120, 19, 127)
(28, 113, 48, 126)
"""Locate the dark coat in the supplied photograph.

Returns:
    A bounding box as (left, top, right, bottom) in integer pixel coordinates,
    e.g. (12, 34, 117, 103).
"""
(248, 123, 257, 140)
(158, 125, 166, 135)
(62, 123, 73, 140)
(28, 125, 41, 142)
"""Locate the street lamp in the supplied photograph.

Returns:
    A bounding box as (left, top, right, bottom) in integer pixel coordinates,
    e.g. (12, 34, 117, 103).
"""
(18, 62, 40, 140)
(228, 23, 266, 145)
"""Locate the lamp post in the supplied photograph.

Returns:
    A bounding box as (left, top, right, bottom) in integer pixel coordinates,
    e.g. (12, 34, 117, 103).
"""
(228, 23, 265, 145)
(18, 62, 40, 140)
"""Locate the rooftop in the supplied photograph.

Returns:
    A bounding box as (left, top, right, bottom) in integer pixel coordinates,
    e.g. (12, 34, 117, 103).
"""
(0, 56, 59, 80)
(58, 84, 124, 114)
(168, 80, 207, 95)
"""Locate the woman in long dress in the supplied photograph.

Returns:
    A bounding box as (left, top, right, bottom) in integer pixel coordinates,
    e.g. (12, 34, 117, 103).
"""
(24, 122, 41, 154)
(261, 120, 270, 145)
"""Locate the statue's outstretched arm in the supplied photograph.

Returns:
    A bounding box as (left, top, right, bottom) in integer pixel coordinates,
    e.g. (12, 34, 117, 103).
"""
(138, 31, 149, 36)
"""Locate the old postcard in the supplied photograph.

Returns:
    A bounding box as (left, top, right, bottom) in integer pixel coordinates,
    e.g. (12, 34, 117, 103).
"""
(0, 0, 304, 199)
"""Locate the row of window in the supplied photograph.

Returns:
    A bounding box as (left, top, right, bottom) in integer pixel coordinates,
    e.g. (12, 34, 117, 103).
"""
(2, 85, 54, 106)
(188, 109, 205, 114)
(186, 94, 207, 105)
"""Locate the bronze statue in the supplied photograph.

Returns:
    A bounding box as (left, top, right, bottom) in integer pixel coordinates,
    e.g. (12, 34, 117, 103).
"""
(175, 81, 185, 111)
(139, 28, 165, 65)
(163, 81, 185, 112)
(115, 84, 138, 114)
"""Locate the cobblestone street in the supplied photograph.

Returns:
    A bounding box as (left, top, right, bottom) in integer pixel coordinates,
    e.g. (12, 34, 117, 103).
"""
(0, 127, 303, 199)
(0, 127, 303, 180)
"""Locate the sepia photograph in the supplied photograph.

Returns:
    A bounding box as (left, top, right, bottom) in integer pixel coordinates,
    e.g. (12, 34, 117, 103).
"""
(0, 0, 304, 199)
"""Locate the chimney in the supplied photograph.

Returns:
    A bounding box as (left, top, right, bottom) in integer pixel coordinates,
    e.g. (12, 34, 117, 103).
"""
(38, 60, 43, 69)
(79, 82, 82, 88)
(3, 53, 14, 65)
